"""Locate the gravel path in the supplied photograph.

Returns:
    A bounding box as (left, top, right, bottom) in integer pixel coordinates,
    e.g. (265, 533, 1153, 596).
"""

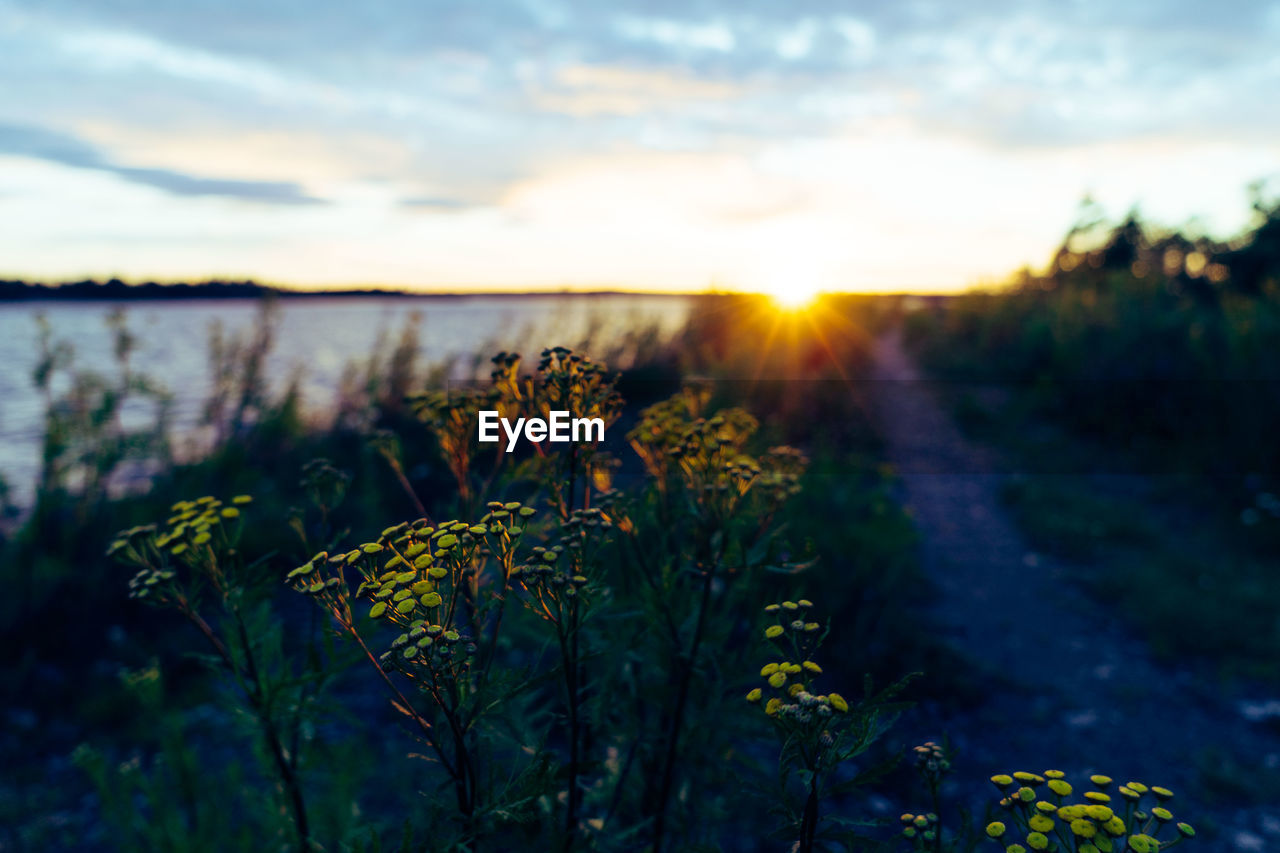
(869, 327, 1280, 852)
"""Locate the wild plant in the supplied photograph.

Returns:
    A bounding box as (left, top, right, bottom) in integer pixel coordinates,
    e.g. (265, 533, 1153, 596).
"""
(898, 740, 954, 853)
(407, 384, 499, 514)
(203, 298, 280, 443)
(747, 600, 912, 852)
(300, 348, 814, 849)
(32, 308, 171, 507)
(492, 347, 623, 521)
(286, 502, 556, 849)
(335, 312, 422, 430)
(622, 391, 808, 829)
(107, 495, 330, 853)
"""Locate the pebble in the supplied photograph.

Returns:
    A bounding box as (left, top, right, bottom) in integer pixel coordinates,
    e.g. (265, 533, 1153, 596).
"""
(1239, 699, 1280, 722)
(1233, 830, 1265, 851)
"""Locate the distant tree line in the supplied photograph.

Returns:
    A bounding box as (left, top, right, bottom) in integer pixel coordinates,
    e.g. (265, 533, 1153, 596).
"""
(0, 277, 423, 301)
(1033, 182, 1280, 304)
(0, 278, 656, 302)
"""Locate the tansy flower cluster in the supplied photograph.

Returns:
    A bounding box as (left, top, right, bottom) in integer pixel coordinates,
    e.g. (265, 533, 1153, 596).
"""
(984, 771, 1195, 853)
(746, 600, 849, 724)
(110, 494, 253, 602)
(899, 812, 940, 846)
(289, 503, 533, 676)
(511, 505, 613, 620)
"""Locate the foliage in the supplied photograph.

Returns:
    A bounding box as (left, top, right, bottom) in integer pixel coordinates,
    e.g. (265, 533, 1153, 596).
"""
(3, 292, 1212, 851)
(904, 195, 1280, 477)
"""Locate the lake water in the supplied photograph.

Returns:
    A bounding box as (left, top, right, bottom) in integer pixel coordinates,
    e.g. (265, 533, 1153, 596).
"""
(0, 294, 690, 503)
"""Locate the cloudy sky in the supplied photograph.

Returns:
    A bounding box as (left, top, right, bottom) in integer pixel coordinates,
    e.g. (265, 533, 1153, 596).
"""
(1, 1, 1278, 293)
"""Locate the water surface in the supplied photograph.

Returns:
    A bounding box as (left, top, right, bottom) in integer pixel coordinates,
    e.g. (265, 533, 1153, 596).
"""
(0, 294, 690, 502)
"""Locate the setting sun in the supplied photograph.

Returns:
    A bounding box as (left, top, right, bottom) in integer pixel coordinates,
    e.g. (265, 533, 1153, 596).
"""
(766, 282, 822, 310)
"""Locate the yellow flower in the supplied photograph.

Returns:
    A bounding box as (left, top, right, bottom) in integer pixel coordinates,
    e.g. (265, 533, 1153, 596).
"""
(768, 672, 787, 688)
(1028, 815, 1054, 833)
(761, 663, 780, 676)
(746, 688, 762, 703)
(765, 698, 782, 716)
(991, 775, 1014, 788)
(765, 625, 784, 639)
(1048, 780, 1072, 797)
(1026, 831, 1049, 850)
(1127, 834, 1157, 853)
(1090, 775, 1113, 787)
(1070, 819, 1097, 839)
(986, 823, 1006, 838)
(828, 693, 849, 712)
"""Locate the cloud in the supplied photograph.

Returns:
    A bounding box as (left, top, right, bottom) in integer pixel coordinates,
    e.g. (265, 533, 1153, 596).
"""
(0, 122, 324, 204)
(528, 64, 744, 116)
(399, 195, 477, 211)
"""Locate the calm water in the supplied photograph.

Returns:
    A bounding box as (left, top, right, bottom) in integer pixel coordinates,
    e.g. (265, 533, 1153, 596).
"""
(0, 294, 690, 503)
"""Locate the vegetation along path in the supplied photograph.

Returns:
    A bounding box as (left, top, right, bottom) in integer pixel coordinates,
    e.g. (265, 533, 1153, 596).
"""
(868, 327, 1280, 852)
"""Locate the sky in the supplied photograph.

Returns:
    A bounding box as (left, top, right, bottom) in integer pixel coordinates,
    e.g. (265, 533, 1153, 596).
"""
(1, 1, 1278, 294)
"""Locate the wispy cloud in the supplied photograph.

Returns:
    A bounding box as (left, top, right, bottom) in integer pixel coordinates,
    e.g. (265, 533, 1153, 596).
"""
(0, 122, 324, 204)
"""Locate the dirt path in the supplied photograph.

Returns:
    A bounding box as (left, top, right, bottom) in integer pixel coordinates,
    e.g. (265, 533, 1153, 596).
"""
(869, 328, 1279, 852)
